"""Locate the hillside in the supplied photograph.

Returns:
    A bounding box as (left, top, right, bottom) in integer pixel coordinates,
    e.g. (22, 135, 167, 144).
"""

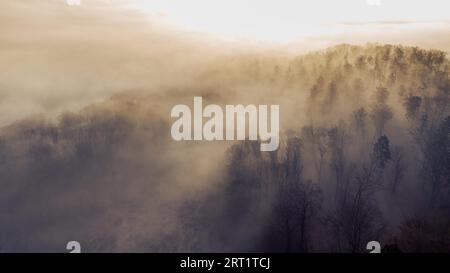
(0, 44, 449, 252)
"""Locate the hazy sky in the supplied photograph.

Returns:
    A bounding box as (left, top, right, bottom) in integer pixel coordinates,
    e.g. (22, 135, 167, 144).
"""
(129, 0, 450, 42)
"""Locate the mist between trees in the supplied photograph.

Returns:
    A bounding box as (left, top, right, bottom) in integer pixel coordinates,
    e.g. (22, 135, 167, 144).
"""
(0, 44, 448, 252)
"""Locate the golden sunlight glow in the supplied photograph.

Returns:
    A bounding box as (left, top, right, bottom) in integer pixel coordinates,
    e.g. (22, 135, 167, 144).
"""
(129, 0, 450, 42)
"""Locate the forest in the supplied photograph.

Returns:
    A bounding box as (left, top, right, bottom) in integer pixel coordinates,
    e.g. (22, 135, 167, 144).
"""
(0, 44, 449, 252)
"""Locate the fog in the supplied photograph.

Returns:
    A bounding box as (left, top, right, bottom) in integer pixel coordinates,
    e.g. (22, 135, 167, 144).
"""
(2, 1, 450, 126)
(0, 0, 449, 252)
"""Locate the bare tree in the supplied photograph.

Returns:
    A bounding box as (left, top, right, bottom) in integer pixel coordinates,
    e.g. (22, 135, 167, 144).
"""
(327, 158, 385, 252)
(409, 97, 449, 207)
(270, 136, 323, 252)
(302, 126, 328, 184)
(327, 124, 350, 205)
(388, 146, 407, 195)
(370, 87, 393, 137)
